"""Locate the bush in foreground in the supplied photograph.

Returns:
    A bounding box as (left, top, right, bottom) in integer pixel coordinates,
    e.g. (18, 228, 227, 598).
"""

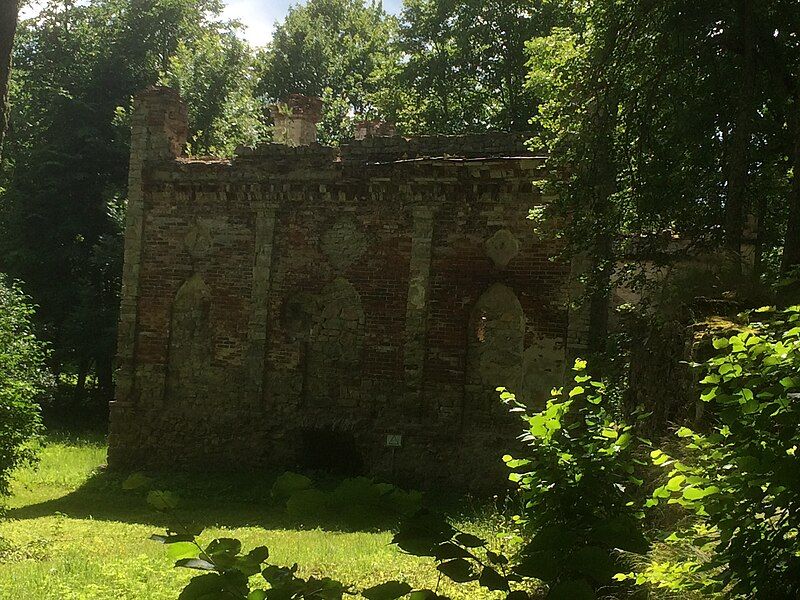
(640, 306, 800, 598)
(0, 275, 48, 498)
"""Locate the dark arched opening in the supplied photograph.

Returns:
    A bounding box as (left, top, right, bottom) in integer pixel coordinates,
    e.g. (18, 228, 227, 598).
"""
(298, 428, 364, 476)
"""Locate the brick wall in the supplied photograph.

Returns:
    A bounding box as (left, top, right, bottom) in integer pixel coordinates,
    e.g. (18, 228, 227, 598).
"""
(108, 87, 578, 490)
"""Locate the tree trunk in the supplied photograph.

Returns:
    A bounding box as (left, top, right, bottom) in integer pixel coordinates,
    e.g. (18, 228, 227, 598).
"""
(73, 358, 90, 403)
(723, 0, 756, 270)
(586, 97, 618, 357)
(0, 0, 19, 162)
(780, 106, 800, 304)
(95, 354, 115, 402)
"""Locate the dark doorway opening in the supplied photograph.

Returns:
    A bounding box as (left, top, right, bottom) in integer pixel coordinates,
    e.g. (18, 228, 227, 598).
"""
(298, 429, 364, 476)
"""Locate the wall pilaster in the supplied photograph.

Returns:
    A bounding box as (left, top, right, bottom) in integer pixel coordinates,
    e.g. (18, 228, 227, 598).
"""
(245, 200, 279, 407)
(402, 205, 435, 416)
(114, 87, 188, 407)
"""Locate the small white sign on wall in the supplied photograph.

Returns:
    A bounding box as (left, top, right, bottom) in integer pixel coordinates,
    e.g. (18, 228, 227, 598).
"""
(385, 434, 402, 448)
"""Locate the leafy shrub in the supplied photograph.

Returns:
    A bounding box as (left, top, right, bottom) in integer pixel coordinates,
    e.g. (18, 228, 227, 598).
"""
(285, 488, 330, 522)
(270, 471, 313, 502)
(391, 508, 526, 599)
(646, 305, 800, 598)
(499, 359, 650, 598)
(0, 275, 48, 498)
(277, 473, 423, 527)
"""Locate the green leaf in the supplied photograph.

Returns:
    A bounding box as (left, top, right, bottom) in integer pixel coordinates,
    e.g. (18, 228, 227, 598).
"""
(393, 511, 456, 557)
(741, 398, 759, 414)
(454, 533, 485, 548)
(178, 574, 226, 599)
(513, 550, 561, 580)
(700, 387, 718, 402)
(175, 558, 216, 571)
(601, 428, 618, 439)
(479, 566, 509, 591)
(167, 542, 200, 561)
(361, 581, 413, 600)
(247, 591, 267, 600)
(676, 427, 694, 438)
(713, 338, 729, 349)
(205, 538, 242, 559)
(437, 558, 477, 583)
(682, 487, 706, 501)
(487, 550, 509, 565)
(666, 475, 686, 491)
(569, 386, 585, 397)
(434, 542, 471, 560)
(122, 472, 153, 491)
(244, 546, 270, 564)
(147, 490, 180, 512)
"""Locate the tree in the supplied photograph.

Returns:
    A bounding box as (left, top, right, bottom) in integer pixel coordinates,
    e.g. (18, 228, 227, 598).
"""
(386, 0, 573, 135)
(163, 29, 267, 155)
(256, 0, 397, 144)
(0, 0, 261, 404)
(530, 0, 800, 352)
(0, 0, 20, 161)
(0, 274, 48, 498)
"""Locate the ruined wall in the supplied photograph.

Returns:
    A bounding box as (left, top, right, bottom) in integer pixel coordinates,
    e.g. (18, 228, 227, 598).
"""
(108, 87, 581, 489)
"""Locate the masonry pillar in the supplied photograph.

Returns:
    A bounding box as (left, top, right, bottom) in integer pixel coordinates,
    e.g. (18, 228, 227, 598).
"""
(245, 200, 279, 408)
(402, 205, 435, 417)
(354, 120, 397, 140)
(270, 94, 323, 146)
(109, 87, 187, 463)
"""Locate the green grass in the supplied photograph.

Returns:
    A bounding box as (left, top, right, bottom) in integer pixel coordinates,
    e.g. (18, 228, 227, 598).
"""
(0, 433, 507, 600)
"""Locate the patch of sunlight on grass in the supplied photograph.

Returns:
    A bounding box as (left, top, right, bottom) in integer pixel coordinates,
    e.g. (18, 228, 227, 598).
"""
(7, 432, 107, 508)
(0, 432, 504, 600)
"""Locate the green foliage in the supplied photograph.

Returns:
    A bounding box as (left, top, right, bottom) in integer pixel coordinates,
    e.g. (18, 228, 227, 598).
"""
(528, 0, 800, 322)
(386, 0, 573, 135)
(163, 29, 268, 155)
(271, 471, 314, 502)
(614, 522, 718, 597)
(646, 305, 800, 598)
(273, 473, 423, 528)
(0, 0, 261, 398)
(391, 509, 526, 598)
(499, 359, 650, 597)
(256, 0, 397, 144)
(381, 361, 648, 599)
(0, 275, 47, 499)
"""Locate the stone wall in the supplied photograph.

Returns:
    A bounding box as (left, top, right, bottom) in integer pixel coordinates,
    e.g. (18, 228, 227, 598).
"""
(108, 87, 581, 490)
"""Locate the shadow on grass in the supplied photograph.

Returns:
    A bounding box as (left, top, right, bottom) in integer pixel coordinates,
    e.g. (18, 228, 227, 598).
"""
(6, 468, 470, 534)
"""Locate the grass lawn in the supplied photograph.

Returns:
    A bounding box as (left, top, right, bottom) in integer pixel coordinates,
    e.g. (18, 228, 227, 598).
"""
(0, 432, 509, 600)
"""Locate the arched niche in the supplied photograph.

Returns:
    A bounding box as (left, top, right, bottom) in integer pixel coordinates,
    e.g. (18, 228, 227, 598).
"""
(466, 283, 525, 409)
(304, 277, 365, 407)
(166, 273, 212, 404)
